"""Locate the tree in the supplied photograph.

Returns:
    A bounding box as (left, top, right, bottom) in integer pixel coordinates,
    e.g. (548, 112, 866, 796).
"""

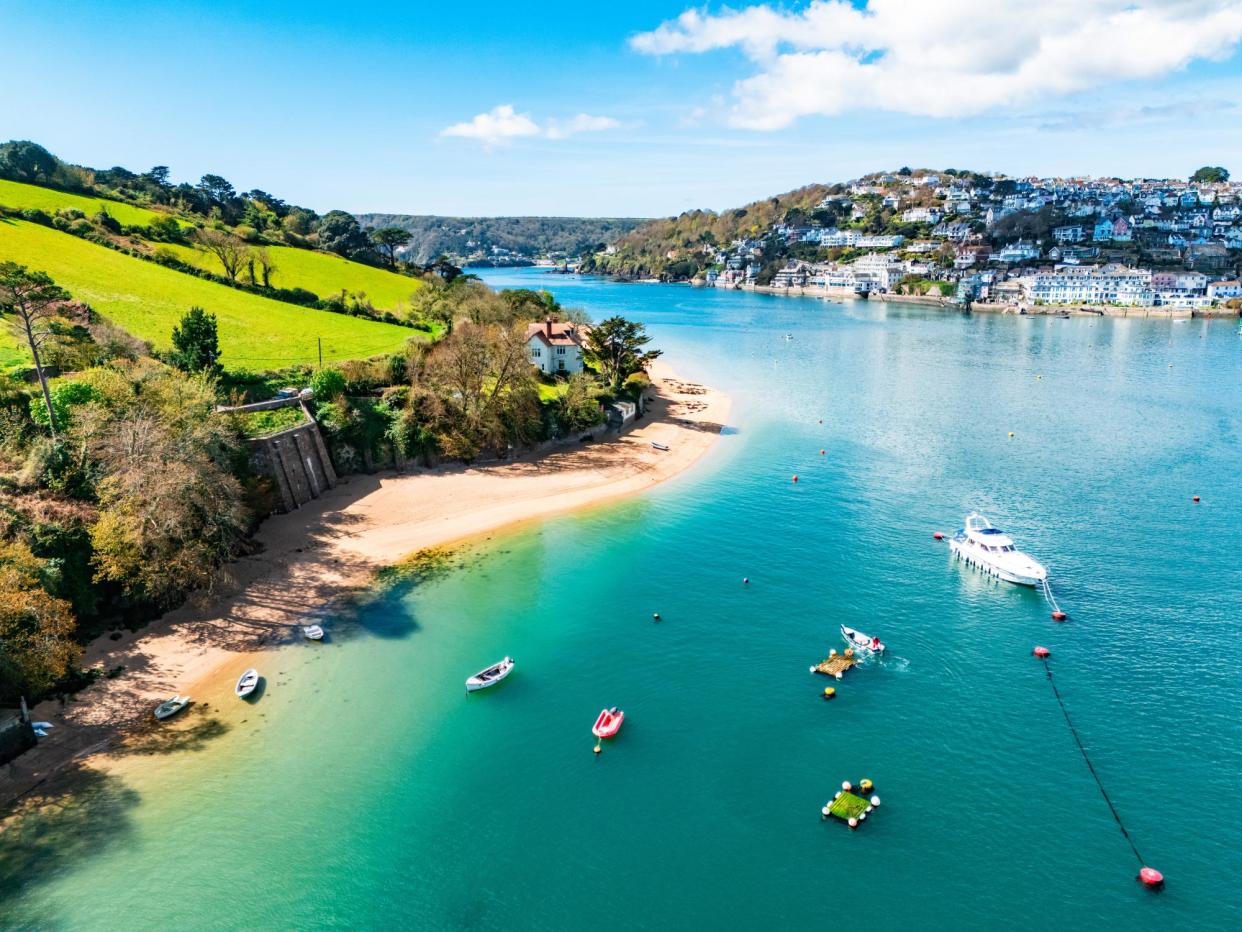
(90, 414, 246, 605)
(193, 228, 250, 282)
(170, 307, 222, 376)
(254, 247, 277, 288)
(423, 323, 541, 460)
(557, 372, 603, 434)
(0, 140, 57, 183)
(370, 227, 413, 268)
(1190, 166, 1229, 184)
(0, 542, 80, 700)
(0, 262, 70, 440)
(197, 173, 237, 205)
(317, 210, 371, 258)
(144, 165, 171, 187)
(582, 316, 662, 391)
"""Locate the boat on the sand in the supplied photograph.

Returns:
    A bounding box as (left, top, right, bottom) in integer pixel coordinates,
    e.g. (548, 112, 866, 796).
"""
(592, 707, 625, 738)
(841, 625, 885, 653)
(650, 441, 670, 451)
(466, 657, 514, 692)
(154, 695, 190, 720)
(302, 624, 324, 641)
(235, 669, 260, 698)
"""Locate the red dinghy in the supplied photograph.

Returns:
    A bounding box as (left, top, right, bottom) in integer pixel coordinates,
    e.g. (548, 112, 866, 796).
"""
(592, 707, 625, 738)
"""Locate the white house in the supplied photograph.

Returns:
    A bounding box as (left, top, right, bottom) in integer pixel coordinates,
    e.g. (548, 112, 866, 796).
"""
(1207, 280, 1242, 300)
(526, 319, 587, 375)
(993, 240, 1040, 263)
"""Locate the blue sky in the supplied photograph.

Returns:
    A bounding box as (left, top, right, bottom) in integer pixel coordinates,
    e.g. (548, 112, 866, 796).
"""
(3, 0, 1242, 217)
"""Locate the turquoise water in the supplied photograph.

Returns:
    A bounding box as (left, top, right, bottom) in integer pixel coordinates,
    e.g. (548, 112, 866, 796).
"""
(3, 271, 1240, 930)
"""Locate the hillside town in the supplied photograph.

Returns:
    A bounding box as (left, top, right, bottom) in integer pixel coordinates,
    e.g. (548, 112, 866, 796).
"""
(688, 168, 1242, 312)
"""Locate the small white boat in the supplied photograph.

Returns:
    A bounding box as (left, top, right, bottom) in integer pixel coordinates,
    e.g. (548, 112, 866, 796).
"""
(235, 669, 260, 698)
(949, 512, 1048, 586)
(302, 624, 324, 641)
(651, 441, 670, 451)
(32, 721, 53, 729)
(154, 695, 190, 720)
(466, 657, 514, 692)
(841, 625, 885, 653)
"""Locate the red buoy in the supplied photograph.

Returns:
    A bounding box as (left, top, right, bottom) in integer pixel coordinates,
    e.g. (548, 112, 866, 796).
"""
(1192, 495, 1200, 503)
(1138, 867, 1164, 887)
(933, 531, 944, 541)
(1033, 646, 1050, 658)
(1052, 611, 1067, 621)
(820, 449, 826, 455)
(792, 475, 799, 482)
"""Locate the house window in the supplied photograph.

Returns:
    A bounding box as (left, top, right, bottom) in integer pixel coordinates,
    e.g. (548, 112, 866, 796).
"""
(556, 346, 566, 355)
(531, 347, 542, 358)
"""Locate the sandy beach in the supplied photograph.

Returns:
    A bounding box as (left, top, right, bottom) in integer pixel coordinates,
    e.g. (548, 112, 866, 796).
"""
(0, 363, 729, 811)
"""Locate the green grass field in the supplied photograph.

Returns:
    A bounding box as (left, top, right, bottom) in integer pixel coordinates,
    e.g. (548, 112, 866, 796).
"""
(0, 178, 171, 229)
(0, 219, 423, 370)
(157, 242, 422, 310)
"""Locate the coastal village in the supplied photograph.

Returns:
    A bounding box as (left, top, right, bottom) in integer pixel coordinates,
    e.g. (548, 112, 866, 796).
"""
(673, 169, 1242, 313)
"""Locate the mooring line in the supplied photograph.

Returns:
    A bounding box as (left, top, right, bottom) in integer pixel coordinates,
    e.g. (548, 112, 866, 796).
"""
(1041, 658, 1144, 866)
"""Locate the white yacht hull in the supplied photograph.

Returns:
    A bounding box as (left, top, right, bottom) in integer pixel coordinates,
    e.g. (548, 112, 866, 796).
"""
(949, 539, 1044, 586)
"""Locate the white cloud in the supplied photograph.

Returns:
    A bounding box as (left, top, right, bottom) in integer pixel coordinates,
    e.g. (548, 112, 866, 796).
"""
(440, 105, 541, 145)
(545, 113, 623, 139)
(631, 1, 1242, 129)
(442, 105, 623, 146)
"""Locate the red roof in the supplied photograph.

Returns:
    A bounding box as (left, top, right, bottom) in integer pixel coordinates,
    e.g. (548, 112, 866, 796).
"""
(525, 320, 586, 347)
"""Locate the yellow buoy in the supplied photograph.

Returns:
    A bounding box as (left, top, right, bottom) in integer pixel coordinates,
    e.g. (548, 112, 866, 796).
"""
(1008, 431, 1015, 438)
(860, 778, 874, 793)
(823, 687, 836, 699)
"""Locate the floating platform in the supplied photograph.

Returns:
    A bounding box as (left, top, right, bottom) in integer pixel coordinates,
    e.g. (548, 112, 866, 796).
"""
(810, 651, 858, 677)
(822, 780, 881, 829)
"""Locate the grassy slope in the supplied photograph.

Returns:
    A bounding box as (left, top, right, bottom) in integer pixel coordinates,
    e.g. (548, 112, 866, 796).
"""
(158, 242, 422, 310)
(0, 219, 421, 370)
(0, 178, 170, 228)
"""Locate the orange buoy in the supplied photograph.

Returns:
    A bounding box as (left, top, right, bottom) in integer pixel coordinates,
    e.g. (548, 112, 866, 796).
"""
(1052, 610, 1067, 621)
(933, 531, 944, 540)
(1033, 646, 1050, 658)
(1192, 495, 1200, 503)
(1138, 867, 1164, 887)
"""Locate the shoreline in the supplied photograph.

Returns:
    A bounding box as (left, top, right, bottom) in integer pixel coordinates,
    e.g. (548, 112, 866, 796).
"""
(0, 362, 730, 813)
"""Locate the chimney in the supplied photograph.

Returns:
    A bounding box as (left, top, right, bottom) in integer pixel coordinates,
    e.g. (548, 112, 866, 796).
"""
(545, 318, 553, 337)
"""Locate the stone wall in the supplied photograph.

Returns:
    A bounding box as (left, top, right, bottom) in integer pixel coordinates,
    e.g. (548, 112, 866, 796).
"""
(247, 410, 338, 513)
(0, 709, 35, 766)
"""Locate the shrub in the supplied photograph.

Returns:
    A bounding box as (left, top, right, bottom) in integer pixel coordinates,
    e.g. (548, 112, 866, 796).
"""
(310, 367, 346, 401)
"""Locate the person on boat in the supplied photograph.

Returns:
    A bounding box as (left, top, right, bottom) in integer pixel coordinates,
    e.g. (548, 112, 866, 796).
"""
(871, 637, 880, 650)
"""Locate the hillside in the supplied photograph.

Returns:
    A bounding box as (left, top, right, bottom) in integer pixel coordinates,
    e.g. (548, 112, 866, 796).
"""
(154, 241, 423, 310)
(355, 214, 648, 265)
(0, 218, 422, 369)
(579, 184, 834, 280)
(0, 177, 176, 229)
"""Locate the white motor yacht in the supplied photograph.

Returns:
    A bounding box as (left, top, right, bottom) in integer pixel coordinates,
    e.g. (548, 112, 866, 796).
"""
(949, 513, 1048, 586)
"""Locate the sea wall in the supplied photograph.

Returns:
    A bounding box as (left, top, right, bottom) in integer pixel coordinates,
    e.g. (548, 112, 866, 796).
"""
(247, 413, 338, 512)
(971, 303, 1240, 319)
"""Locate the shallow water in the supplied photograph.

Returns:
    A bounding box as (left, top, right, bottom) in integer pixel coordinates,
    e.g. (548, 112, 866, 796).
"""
(3, 272, 1240, 930)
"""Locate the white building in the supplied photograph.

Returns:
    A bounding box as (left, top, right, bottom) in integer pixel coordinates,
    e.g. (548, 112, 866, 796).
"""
(1029, 265, 1153, 306)
(1207, 280, 1242, 300)
(525, 319, 587, 375)
(901, 207, 941, 224)
(993, 240, 1040, 263)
